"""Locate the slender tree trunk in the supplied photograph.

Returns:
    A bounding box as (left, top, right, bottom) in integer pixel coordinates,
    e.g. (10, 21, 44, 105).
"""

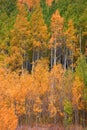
(25, 97, 28, 125)
(22, 53, 26, 74)
(22, 59, 24, 75)
(54, 39, 57, 65)
(32, 49, 35, 72)
(74, 106, 79, 126)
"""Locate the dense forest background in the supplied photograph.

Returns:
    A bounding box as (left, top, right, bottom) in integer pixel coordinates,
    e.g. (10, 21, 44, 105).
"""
(0, 0, 87, 129)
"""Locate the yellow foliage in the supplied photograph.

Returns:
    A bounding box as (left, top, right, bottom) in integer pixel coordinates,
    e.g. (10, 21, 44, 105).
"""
(46, 0, 53, 6)
(33, 97, 42, 115)
(48, 101, 57, 117)
(0, 107, 18, 130)
(72, 75, 84, 109)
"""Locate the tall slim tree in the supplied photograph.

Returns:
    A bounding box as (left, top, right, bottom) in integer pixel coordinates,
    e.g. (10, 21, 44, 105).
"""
(50, 10, 64, 67)
(9, 3, 30, 72)
(65, 20, 78, 70)
(29, 5, 49, 70)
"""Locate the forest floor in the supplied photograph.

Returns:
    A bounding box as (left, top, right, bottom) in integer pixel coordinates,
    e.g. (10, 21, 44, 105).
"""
(16, 125, 87, 130)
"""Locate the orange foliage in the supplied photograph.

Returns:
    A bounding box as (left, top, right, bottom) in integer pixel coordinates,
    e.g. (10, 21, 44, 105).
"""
(48, 64, 65, 118)
(51, 10, 64, 37)
(65, 20, 78, 56)
(18, 0, 40, 8)
(32, 59, 49, 95)
(72, 75, 84, 109)
(8, 3, 30, 71)
(0, 107, 18, 130)
(46, 0, 53, 6)
(30, 5, 49, 50)
(0, 68, 18, 130)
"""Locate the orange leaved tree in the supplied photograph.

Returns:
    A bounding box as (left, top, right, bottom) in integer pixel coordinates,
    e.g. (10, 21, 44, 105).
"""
(9, 2, 30, 73)
(50, 10, 64, 67)
(0, 68, 18, 130)
(30, 5, 49, 71)
(46, 0, 53, 6)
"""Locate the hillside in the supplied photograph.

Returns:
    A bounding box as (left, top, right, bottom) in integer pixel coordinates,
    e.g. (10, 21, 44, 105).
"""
(0, 0, 87, 129)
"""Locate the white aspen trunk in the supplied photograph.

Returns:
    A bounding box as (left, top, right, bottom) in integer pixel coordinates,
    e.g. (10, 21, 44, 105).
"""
(64, 47, 67, 70)
(64, 54, 67, 70)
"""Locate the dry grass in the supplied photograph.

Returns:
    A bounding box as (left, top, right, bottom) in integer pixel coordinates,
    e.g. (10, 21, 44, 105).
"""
(16, 125, 87, 130)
